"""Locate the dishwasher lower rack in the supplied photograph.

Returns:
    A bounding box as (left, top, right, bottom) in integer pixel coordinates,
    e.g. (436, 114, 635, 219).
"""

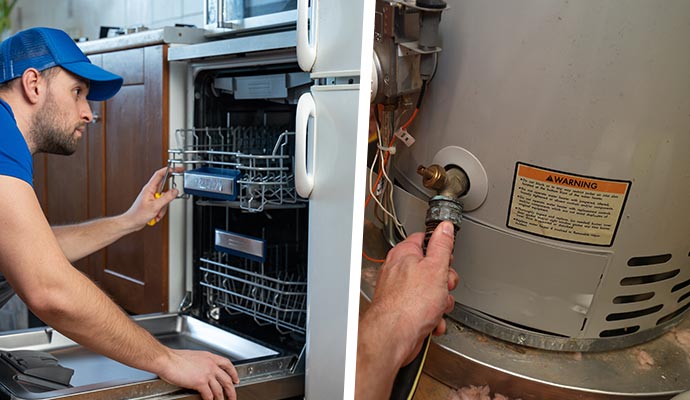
(0, 314, 303, 400)
(169, 126, 302, 212)
(199, 246, 308, 336)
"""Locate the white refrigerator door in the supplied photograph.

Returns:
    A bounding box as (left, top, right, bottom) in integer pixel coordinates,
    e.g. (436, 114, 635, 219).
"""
(298, 87, 367, 399)
(296, 0, 375, 398)
(297, 0, 368, 77)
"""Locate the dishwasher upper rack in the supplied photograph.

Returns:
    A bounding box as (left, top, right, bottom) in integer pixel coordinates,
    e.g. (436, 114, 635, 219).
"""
(199, 249, 307, 335)
(168, 126, 301, 212)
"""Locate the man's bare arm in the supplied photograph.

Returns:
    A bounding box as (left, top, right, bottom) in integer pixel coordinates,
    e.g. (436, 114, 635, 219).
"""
(0, 175, 237, 400)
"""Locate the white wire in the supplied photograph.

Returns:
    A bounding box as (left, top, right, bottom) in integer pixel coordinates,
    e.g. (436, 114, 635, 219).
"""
(379, 140, 406, 237)
(379, 114, 405, 220)
(369, 113, 407, 238)
(368, 121, 397, 220)
(368, 150, 381, 202)
(388, 181, 407, 239)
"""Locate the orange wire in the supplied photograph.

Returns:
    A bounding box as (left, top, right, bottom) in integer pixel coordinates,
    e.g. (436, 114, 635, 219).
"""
(362, 250, 386, 263)
(400, 108, 419, 130)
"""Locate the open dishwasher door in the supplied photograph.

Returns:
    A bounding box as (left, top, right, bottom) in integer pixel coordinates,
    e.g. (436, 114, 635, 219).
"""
(0, 314, 303, 400)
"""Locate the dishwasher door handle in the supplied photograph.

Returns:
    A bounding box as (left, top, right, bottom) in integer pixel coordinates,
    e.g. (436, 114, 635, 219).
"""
(295, 92, 316, 198)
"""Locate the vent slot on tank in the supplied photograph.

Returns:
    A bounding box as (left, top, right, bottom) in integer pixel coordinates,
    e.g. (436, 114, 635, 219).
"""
(605, 305, 663, 321)
(627, 254, 672, 266)
(620, 269, 680, 286)
(599, 325, 640, 338)
(613, 292, 655, 304)
(679, 291, 690, 304)
(673, 278, 690, 293)
(657, 302, 690, 326)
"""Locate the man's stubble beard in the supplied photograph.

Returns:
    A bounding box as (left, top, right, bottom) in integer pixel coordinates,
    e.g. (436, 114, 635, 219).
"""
(30, 93, 84, 156)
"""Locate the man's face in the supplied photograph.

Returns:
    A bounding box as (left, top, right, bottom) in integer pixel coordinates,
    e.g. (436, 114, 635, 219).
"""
(30, 69, 92, 155)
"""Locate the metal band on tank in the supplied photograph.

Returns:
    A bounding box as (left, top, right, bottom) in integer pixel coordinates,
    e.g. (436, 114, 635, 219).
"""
(448, 305, 690, 352)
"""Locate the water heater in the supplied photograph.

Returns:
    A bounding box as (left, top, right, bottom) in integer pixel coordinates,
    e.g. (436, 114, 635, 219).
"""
(392, 0, 690, 351)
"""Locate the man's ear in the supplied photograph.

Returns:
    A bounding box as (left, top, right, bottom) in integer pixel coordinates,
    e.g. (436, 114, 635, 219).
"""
(20, 68, 43, 104)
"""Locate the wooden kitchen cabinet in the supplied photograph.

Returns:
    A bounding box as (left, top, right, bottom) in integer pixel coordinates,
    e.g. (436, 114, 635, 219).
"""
(33, 45, 169, 314)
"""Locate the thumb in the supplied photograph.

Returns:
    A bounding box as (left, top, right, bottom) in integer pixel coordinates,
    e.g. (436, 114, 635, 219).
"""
(425, 221, 455, 266)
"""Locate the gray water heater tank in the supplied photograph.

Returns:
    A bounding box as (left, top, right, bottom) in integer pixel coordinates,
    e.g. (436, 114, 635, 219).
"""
(394, 0, 690, 351)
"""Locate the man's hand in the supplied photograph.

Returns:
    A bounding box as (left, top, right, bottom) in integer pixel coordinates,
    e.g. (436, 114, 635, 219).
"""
(157, 349, 239, 400)
(356, 221, 459, 399)
(123, 166, 181, 229)
(370, 221, 459, 367)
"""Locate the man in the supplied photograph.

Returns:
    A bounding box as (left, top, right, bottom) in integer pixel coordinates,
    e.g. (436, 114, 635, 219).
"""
(356, 221, 460, 399)
(0, 27, 238, 400)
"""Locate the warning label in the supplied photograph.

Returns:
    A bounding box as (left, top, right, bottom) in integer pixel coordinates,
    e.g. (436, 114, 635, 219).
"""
(507, 163, 631, 246)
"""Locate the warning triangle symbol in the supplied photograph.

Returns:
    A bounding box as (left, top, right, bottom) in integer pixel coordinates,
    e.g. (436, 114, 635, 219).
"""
(546, 175, 554, 182)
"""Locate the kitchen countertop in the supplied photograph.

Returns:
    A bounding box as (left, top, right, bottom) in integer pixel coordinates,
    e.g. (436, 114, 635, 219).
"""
(360, 220, 690, 399)
(77, 26, 207, 55)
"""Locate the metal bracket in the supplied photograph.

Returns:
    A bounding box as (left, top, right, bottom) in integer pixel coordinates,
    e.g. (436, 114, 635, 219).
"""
(177, 291, 193, 313)
(315, 76, 361, 86)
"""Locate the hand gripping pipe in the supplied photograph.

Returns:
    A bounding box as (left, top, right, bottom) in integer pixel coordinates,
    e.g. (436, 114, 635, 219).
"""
(390, 164, 468, 400)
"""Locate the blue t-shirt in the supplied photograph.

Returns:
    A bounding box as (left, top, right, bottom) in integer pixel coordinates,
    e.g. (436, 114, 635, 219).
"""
(0, 98, 33, 308)
(0, 99, 33, 186)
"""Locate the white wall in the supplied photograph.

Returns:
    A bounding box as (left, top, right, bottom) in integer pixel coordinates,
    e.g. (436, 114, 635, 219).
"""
(10, 0, 203, 41)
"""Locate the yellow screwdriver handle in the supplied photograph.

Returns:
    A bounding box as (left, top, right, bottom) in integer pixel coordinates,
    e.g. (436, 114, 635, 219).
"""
(147, 192, 162, 226)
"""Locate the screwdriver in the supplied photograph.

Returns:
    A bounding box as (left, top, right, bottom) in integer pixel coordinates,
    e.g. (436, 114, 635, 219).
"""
(147, 166, 171, 227)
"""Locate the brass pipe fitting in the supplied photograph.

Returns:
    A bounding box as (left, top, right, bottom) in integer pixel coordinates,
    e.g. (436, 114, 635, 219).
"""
(417, 164, 446, 191)
(416, 163, 469, 249)
(416, 164, 469, 199)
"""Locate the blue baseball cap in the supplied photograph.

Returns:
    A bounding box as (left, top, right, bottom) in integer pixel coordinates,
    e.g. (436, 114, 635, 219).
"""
(0, 27, 123, 101)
